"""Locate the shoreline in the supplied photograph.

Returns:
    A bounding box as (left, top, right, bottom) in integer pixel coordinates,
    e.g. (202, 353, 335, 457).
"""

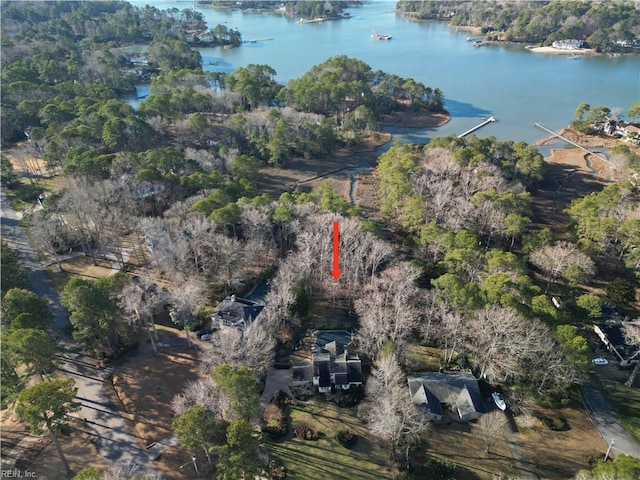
(527, 46, 598, 56)
(379, 110, 451, 129)
(256, 109, 450, 200)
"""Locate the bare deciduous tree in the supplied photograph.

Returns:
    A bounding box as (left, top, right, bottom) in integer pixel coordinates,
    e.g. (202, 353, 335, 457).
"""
(171, 378, 227, 418)
(465, 306, 525, 382)
(118, 277, 169, 353)
(355, 262, 422, 359)
(623, 322, 640, 387)
(168, 278, 207, 348)
(530, 241, 595, 291)
(462, 306, 577, 394)
(478, 411, 510, 453)
(201, 323, 275, 378)
(28, 210, 77, 271)
(364, 353, 428, 463)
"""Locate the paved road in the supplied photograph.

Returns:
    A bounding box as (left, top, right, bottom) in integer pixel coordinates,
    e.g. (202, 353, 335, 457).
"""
(1, 192, 70, 331)
(57, 345, 181, 475)
(582, 380, 640, 459)
(1, 192, 174, 476)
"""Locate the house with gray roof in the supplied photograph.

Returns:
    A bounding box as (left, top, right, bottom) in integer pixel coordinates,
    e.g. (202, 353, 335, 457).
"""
(407, 372, 486, 422)
(211, 295, 264, 330)
(312, 340, 363, 393)
(594, 321, 640, 367)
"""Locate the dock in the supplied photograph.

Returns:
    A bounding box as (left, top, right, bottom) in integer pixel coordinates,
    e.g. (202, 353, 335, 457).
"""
(534, 123, 611, 164)
(243, 37, 274, 43)
(458, 117, 496, 138)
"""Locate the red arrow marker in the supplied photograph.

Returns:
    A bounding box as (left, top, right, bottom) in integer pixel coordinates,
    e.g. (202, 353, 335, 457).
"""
(331, 221, 341, 281)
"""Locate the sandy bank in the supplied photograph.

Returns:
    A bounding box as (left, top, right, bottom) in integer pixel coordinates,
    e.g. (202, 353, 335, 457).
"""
(528, 46, 597, 56)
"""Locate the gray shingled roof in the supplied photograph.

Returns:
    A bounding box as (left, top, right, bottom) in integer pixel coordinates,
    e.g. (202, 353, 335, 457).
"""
(213, 295, 264, 328)
(407, 372, 486, 416)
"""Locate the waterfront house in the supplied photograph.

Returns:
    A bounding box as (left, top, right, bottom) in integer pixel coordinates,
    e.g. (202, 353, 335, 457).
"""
(552, 39, 585, 50)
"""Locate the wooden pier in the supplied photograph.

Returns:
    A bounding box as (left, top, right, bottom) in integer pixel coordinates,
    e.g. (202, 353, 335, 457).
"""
(534, 123, 611, 164)
(244, 37, 274, 43)
(458, 117, 496, 138)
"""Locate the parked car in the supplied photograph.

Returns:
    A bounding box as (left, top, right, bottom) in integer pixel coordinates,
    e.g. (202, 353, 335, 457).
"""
(196, 329, 213, 338)
(592, 358, 608, 365)
(200, 333, 213, 341)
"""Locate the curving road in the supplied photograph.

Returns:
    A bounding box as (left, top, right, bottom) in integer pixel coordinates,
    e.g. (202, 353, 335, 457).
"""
(582, 380, 640, 459)
(1, 191, 172, 477)
(0, 193, 70, 331)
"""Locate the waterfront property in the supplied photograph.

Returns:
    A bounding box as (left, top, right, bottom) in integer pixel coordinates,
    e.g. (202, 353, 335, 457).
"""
(552, 39, 586, 50)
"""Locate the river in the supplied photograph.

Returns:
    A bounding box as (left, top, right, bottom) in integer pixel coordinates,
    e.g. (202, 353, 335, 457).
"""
(125, 0, 639, 145)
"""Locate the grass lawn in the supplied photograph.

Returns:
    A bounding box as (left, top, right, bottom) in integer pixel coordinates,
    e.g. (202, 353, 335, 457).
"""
(110, 347, 200, 446)
(4, 176, 65, 211)
(46, 255, 117, 291)
(600, 378, 640, 443)
(404, 344, 443, 372)
(267, 398, 390, 480)
(304, 296, 356, 332)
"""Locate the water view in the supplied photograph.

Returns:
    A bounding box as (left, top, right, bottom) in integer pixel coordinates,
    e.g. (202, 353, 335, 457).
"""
(127, 0, 639, 144)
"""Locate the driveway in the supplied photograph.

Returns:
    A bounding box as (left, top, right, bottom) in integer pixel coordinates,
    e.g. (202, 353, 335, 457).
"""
(582, 380, 640, 459)
(260, 367, 295, 409)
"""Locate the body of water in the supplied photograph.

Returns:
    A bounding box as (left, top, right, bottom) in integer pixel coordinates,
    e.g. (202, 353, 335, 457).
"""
(127, 0, 639, 144)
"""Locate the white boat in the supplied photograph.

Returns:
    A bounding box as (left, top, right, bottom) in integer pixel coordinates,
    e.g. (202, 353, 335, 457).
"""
(371, 31, 392, 40)
(492, 392, 506, 411)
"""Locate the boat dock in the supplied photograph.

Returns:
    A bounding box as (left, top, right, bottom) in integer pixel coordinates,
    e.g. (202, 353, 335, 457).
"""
(244, 37, 274, 43)
(534, 123, 611, 164)
(458, 117, 496, 138)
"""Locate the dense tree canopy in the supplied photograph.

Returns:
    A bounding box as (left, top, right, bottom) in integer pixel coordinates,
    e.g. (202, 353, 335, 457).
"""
(60, 275, 130, 356)
(397, 1, 640, 52)
(1, 240, 29, 293)
(284, 55, 444, 119)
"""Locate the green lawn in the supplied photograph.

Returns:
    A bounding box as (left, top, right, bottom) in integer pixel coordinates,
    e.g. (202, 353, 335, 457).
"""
(267, 398, 391, 480)
(600, 378, 640, 443)
(4, 176, 64, 211)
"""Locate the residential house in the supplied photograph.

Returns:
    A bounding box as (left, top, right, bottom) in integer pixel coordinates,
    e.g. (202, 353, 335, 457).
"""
(604, 120, 640, 136)
(312, 340, 363, 393)
(594, 321, 640, 367)
(211, 295, 264, 330)
(552, 39, 585, 50)
(407, 372, 486, 422)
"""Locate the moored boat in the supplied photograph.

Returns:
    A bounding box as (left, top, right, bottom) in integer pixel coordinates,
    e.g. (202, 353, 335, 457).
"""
(492, 392, 506, 411)
(371, 32, 392, 40)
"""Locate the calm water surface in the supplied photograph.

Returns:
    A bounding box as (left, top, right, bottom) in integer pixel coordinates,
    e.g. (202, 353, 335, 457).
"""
(128, 0, 639, 144)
